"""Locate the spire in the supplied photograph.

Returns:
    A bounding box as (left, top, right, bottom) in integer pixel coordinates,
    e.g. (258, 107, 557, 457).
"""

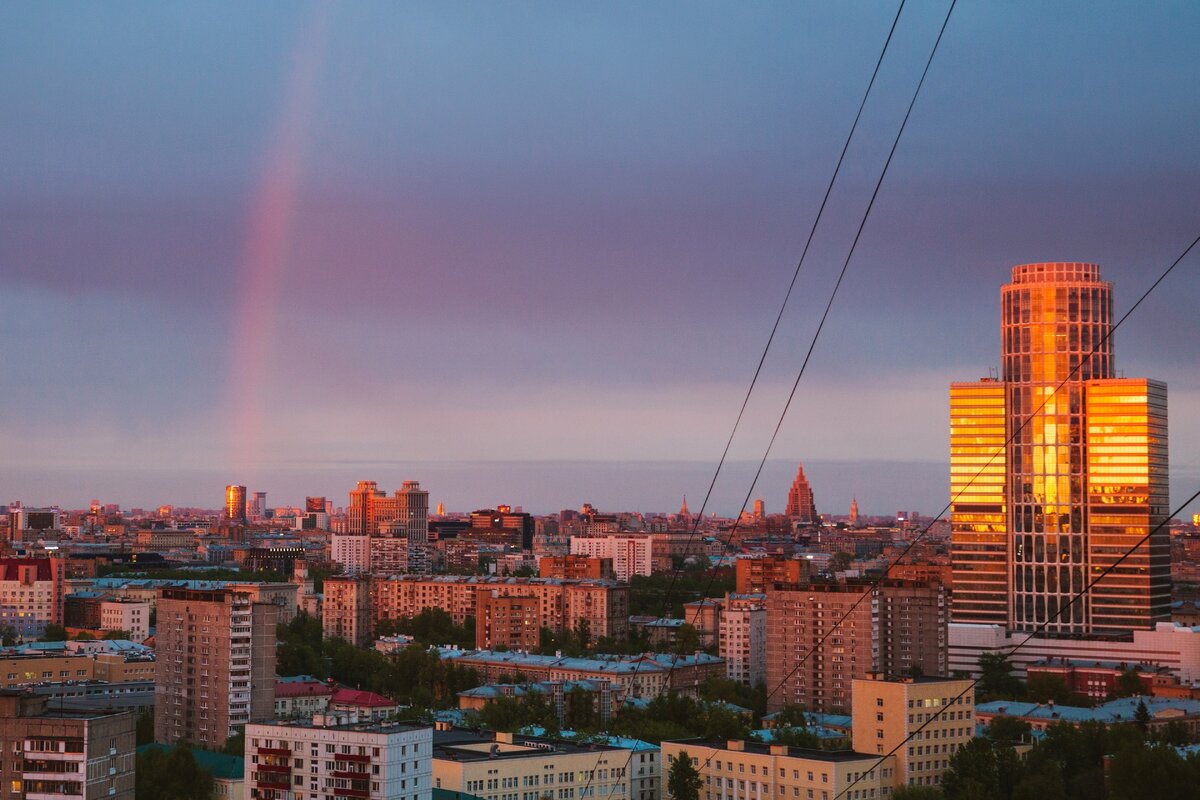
(850, 497, 859, 525)
(679, 495, 690, 518)
(784, 463, 817, 523)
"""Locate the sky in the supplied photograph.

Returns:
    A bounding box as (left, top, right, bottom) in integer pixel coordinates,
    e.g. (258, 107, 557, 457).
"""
(1, 1, 1197, 517)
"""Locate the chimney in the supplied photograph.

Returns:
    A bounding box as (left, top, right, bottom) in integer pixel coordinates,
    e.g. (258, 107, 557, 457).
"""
(727, 740, 744, 751)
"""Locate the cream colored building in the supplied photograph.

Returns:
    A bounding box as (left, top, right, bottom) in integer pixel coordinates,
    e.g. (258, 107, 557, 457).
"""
(850, 674, 975, 790)
(660, 739, 892, 800)
(433, 726, 642, 800)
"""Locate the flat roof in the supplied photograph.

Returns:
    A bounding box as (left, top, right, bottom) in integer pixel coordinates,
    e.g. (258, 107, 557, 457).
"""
(664, 738, 881, 764)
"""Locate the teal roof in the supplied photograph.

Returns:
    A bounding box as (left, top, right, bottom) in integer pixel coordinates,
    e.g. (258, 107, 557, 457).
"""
(137, 744, 244, 780)
(978, 695, 1200, 725)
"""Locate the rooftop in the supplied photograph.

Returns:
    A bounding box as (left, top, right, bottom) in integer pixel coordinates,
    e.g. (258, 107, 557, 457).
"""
(665, 738, 881, 763)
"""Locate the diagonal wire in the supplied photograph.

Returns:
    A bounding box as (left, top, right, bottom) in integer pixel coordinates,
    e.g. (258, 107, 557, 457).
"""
(762, 226, 1200, 709)
(832, 486, 1200, 800)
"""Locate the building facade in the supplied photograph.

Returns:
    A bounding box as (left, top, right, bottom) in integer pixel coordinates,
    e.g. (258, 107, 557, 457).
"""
(569, 536, 652, 582)
(660, 738, 890, 800)
(155, 587, 278, 750)
(784, 463, 818, 522)
(0, 557, 66, 640)
(246, 715, 431, 800)
(766, 581, 948, 713)
(0, 692, 136, 800)
(951, 263, 1170, 634)
(719, 593, 767, 688)
(850, 674, 975, 789)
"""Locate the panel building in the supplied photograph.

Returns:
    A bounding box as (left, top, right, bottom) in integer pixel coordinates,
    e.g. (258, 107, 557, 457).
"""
(0, 691, 136, 800)
(950, 263, 1170, 634)
(155, 586, 278, 750)
(765, 580, 948, 713)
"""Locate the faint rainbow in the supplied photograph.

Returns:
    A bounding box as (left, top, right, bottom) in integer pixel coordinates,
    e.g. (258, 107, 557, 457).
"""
(227, 3, 332, 473)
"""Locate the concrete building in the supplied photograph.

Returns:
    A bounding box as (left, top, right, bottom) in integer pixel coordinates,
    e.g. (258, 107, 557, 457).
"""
(246, 714, 431, 800)
(155, 586, 278, 750)
(734, 557, 807, 595)
(99, 598, 150, 643)
(850, 674, 975, 790)
(570, 535, 653, 582)
(0, 690, 135, 800)
(539, 555, 615, 580)
(660, 738, 891, 800)
(331, 534, 372, 577)
(720, 593, 767, 688)
(440, 649, 723, 700)
(323, 576, 373, 647)
(948, 620, 1200, 683)
(348, 481, 430, 544)
(951, 264, 1170, 634)
(432, 726, 643, 800)
(766, 581, 948, 713)
(0, 557, 66, 640)
(363, 576, 628, 646)
(476, 591, 540, 651)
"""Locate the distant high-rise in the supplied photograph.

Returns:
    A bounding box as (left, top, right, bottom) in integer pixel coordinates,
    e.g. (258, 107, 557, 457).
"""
(752, 498, 765, 520)
(849, 497, 859, 525)
(347, 480, 429, 542)
(250, 491, 267, 519)
(784, 463, 817, 522)
(225, 484, 247, 523)
(951, 263, 1169, 634)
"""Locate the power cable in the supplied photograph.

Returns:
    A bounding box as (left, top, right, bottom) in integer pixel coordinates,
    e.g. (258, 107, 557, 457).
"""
(832, 486, 1200, 800)
(761, 227, 1200, 710)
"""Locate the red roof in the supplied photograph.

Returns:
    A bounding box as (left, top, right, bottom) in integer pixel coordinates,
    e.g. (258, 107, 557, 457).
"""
(0, 559, 55, 582)
(275, 680, 336, 699)
(329, 688, 397, 708)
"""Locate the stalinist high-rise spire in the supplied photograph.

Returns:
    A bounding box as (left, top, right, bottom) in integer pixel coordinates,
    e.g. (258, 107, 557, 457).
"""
(849, 497, 859, 525)
(679, 495, 690, 520)
(784, 463, 817, 523)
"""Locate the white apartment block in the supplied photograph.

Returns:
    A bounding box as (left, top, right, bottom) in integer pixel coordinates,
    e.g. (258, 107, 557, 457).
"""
(246, 714, 432, 800)
(332, 535, 372, 576)
(719, 594, 766, 688)
(570, 536, 652, 582)
(99, 599, 150, 643)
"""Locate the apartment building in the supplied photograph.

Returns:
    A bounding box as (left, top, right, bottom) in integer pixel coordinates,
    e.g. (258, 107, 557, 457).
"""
(569, 535, 653, 581)
(0, 691, 136, 800)
(432, 726, 642, 800)
(660, 738, 892, 800)
(0, 557, 66, 640)
(719, 593, 767, 688)
(850, 674, 975, 790)
(155, 587, 278, 750)
(734, 557, 807, 595)
(324, 577, 373, 647)
(353, 576, 628, 647)
(765, 581, 947, 713)
(246, 714, 432, 800)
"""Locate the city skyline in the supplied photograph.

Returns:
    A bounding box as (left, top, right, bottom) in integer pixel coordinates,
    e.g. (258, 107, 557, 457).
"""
(2, 3, 1198, 516)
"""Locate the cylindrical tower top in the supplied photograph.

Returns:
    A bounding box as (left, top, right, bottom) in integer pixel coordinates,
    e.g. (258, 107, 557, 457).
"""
(1009, 262, 1104, 285)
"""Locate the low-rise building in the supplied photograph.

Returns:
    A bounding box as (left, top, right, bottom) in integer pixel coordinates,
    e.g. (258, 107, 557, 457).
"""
(246, 714, 432, 800)
(850, 673, 975, 790)
(660, 738, 892, 800)
(432, 726, 643, 800)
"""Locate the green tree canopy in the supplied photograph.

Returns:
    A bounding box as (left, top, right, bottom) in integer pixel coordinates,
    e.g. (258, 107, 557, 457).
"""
(667, 750, 703, 800)
(135, 746, 214, 800)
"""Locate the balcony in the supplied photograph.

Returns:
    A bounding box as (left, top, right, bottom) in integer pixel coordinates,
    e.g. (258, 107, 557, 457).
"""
(257, 747, 292, 757)
(335, 753, 371, 763)
(333, 770, 369, 780)
(257, 763, 291, 774)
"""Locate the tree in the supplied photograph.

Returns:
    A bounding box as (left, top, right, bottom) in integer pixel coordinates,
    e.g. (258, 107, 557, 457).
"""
(1011, 760, 1067, 800)
(891, 787, 943, 800)
(0, 625, 17, 646)
(984, 714, 1032, 744)
(976, 652, 1021, 700)
(941, 737, 1023, 800)
(667, 750, 703, 800)
(674, 623, 700, 655)
(136, 745, 214, 800)
(40, 624, 68, 642)
(135, 708, 155, 746)
(829, 551, 854, 573)
(1134, 698, 1151, 731)
(1025, 673, 1077, 706)
(103, 629, 130, 640)
(1114, 668, 1145, 699)
(1107, 741, 1196, 800)
(222, 731, 245, 756)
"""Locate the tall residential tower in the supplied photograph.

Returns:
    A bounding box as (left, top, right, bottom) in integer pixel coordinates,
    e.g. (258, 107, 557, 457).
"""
(950, 263, 1169, 635)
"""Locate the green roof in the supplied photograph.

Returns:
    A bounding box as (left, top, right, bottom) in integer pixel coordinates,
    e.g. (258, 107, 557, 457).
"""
(137, 744, 244, 780)
(435, 789, 489, 800)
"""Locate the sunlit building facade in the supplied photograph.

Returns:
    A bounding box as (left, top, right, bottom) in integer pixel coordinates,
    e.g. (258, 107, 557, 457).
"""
(950, 263, 1169, 634)
(225, 484, 247, 523)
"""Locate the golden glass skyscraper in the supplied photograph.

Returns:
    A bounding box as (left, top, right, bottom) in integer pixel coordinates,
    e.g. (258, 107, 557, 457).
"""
(951, 263, 1169, 634)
